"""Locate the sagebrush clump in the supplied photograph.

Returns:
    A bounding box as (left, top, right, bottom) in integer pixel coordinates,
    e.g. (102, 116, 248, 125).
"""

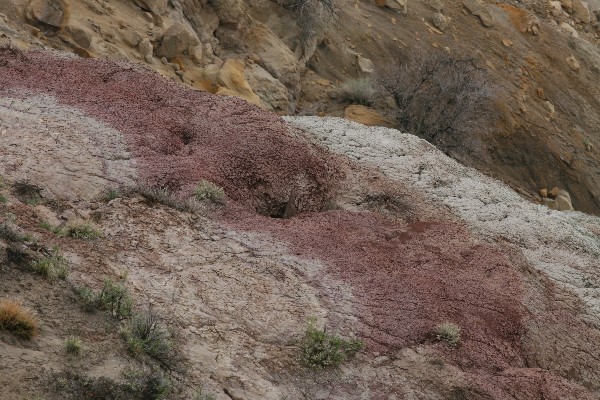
(122, 310, 172, 363)
(63, 222, 101, 239)
(299, 318, 362, 369)
(194, 180, 225, 204)
(65, 336, 83, 355)
(30, 253, 69, 280)
(0, 300, 38, 339)
(435, 322, 461, 347)
(98, 279, 133, 319)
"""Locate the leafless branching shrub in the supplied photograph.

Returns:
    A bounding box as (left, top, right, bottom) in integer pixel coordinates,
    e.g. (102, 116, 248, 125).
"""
(273, 0, 338, 47)
(340, 77, 376, 106)
(376, 52, 494, 145)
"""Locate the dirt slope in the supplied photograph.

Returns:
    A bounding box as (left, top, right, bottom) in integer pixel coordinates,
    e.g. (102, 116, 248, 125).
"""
(1, 49, 600, 400)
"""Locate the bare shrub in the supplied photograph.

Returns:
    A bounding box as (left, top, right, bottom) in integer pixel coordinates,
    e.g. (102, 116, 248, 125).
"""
(376, 52, 494, 145)
(273, 0, 337, 48)
(132, 183, 192, 212)
(340, 77, 375, 106)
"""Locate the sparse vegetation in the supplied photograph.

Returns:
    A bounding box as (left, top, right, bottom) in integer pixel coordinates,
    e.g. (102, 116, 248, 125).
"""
(340, 77, 375, 106)
(63, 222, 101, 239)
(0, 194, 7, 203)
(12, 180, 43, 206)
(194, 180, 225, 204)
(376, 52, 494, 145)
(75, 286, 98, 312)
(65, 336, 83, 355)
(104, 189, 120, 201)
(133, 183, 191, 211)
(193, 388, 216, 400)
(123, 368, 171, 400)
(40, 221, 62, 235)
(123, 310, 172, 362)
(274, 0, 338, 53)
(54, 369, 170, 400)
(98, 279, 133, 319)
(29, 253, 69, 280)
(299, 318, 362, 369)
(0, 300, 38, 339)
(435, 322, 461, 347)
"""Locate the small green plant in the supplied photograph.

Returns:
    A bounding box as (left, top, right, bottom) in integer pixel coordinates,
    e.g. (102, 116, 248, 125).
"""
(0, 300, 38, 339)
(0, 194, 7, 204)
(63, 222, 101, 239)
(75, 286, 98, 312)
(123, 368, 171, 400)
(65, 336, 82, 355)
(98, 279, 132, 319)
(340, 77, 375, 106)
(299, 318, 362, 369)
(435, 322, 461, 347)
(193, 388, 216, 400)
(40, 221, 62, 235)
(123, 310, 172, 362)
(194, 180, 225, 204)
(29, 253, 69, 280)
(105, 189, 120, 201)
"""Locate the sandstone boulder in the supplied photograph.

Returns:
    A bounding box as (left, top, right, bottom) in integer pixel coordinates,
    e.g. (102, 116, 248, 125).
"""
(157, 22, 199, 60)
(133, 0, 167, 16)
(462, 0, 495, 27)
(432, 13, 449, 31)
(245, 63, 290, 113)
(64, 24, 92, 49)
(245, 25, 300, 100)
(571, 0, 591, 22)
(217, 59, 267, 109)
(385, 0, 408, 14)
(555, 190, 574, 211)
(28, 0, 70, 28)
(344, 105, 393, 127)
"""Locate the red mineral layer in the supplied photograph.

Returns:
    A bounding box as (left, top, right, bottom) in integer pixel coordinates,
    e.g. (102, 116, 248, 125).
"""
(0, 49, 595, 399)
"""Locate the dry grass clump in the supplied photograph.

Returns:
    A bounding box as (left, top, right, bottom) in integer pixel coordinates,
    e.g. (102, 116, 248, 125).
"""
(0, 300, 38, 339)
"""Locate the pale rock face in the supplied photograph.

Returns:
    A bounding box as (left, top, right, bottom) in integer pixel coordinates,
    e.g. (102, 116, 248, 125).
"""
(357, 55, 375, 73)
(432, 12, 449, 31)
(28, 0, 70, 28)
(133, 0, 168, 16)
(571, 0, 591, 22)
(0, 94, 137, 200)
(216, 59, 266, 109)
(156, 22, 200, 59)
(244, 63, 290, 112)
(63, 23, 92, 48)
(244, 24, 300, 103)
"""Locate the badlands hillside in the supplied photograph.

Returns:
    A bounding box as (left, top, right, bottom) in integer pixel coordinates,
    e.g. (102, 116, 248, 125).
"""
(1, 1, 600, 400)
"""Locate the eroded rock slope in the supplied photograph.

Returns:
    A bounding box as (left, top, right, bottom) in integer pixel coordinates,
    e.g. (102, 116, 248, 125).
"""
(0, 49, 599, 400)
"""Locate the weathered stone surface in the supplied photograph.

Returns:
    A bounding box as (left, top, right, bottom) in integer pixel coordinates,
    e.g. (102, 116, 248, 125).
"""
(28, 0, 70, 28)
(64, 24, 92, 48)
(245, 63, 290, 112)
(344, 105, 393, 127)
(133, 0, 167, 15)
(156, 22, 199, 59)
(217, 59, 266, 109)
(432, 12, 449, 31)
